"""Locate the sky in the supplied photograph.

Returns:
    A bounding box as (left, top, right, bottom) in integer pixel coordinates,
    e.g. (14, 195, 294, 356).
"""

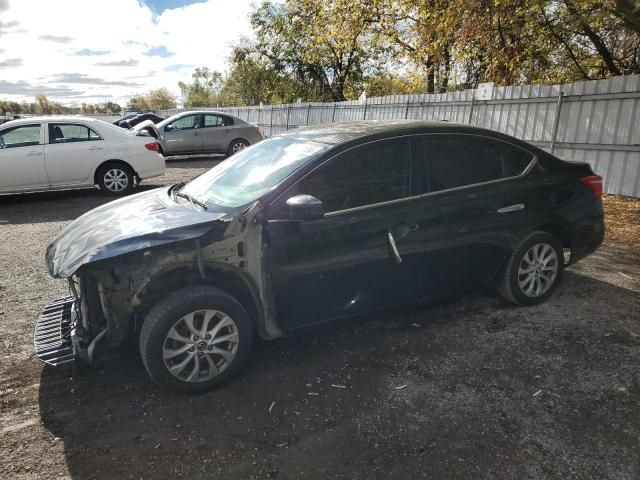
(0, 0, 255, 107)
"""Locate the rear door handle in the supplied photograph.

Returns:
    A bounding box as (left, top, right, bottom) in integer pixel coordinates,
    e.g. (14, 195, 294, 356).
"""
(88, 146, 103, 151)
(28, 151, 42, 156)
(497, 203, 525, 213)
(387, 231, 402, 264)
(194, 132, 201, 136)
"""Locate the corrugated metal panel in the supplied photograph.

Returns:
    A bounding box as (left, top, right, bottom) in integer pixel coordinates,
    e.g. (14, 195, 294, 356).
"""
(161, 74, 640, 197)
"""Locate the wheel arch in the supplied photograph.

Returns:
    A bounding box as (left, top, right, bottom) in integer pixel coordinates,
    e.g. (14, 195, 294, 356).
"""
(93, 159, 139, 185)
(531, 223, 572, 263)
(134, 263, 268, 339)
(227, 137, 249, 153)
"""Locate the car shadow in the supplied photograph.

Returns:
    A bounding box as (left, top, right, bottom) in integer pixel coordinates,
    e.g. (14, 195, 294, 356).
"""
(0, 184, 163, 225)
(37, 270, 640, 479)
(165, 155, 225, 167)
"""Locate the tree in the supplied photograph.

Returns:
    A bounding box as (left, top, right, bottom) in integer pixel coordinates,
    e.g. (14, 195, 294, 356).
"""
(175, 0, 640, 102)
(104, 101, 122, 114)
(178, 67, 223, 107)
(250, 0, 385, 101)
(146, 88, 177, 110)
(127, 95, 150, 111)
(34, 95, 62, 114)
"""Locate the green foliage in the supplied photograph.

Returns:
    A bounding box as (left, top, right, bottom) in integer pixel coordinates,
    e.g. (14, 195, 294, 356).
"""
(178, 67, 223, 107)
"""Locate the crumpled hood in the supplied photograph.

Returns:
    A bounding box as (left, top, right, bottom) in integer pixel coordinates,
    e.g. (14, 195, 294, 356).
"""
(46, 187, 226, 278)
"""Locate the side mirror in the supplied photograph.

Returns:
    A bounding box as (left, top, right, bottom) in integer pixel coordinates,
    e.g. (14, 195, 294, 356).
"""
(286, 195, 324, 221)
(164, 124, 173, 132)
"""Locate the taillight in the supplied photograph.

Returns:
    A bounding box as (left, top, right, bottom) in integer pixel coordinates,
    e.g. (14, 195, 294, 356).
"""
(580, 175, 603, 198)
(145, 142, 160, 152)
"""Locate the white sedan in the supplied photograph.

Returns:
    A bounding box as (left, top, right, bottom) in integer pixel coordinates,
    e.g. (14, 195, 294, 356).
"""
(0, 116, 165, 195)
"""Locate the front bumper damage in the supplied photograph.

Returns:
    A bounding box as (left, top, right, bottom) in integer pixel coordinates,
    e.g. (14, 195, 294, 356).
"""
(34, 296, 77, 366)
(35, 199, 280, 367)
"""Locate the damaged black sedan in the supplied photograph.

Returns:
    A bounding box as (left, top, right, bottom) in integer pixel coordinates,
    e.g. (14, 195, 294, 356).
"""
(36, 121, 604, 393)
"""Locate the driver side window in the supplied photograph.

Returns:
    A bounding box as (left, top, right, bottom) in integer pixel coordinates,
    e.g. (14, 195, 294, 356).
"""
(0, 124, 41, 149)
(293, 137, 412, 213)
(168, 115, 200, 131)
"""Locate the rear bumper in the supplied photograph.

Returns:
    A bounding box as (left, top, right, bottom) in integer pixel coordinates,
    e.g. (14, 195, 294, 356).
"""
(34, 296, 77, 366)
(569, 214, 605, 264)
(131, 152, 166, 180)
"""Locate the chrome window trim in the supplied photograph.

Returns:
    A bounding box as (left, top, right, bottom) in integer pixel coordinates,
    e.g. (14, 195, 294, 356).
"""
(270, 132, 538, 218)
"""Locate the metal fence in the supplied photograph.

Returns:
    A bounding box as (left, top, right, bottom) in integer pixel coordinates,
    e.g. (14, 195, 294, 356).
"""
(162, 74, 640, 198)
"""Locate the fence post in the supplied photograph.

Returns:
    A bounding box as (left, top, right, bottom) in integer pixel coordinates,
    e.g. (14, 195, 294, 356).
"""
(331, 103, 337, 122)
(270, 106, 274, 136)
(404, 99, 410, 119)
(468, 96, 475, 125)
(306, 103, 312, 125)
(285, 105, 290, 130)
(550, 92, 564, 154)
(363, 98, 368, 120)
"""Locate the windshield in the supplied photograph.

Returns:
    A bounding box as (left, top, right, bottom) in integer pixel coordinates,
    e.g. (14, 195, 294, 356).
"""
(180, 136, 330, 208)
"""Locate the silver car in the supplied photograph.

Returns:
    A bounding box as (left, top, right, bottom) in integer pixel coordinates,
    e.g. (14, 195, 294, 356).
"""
(135, 110, 263, 156)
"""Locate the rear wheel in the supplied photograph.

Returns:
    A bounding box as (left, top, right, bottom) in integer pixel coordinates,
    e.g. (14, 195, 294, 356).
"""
(227, 138, 249, 156)
(498, 231, 563, 306)
(96, 163, 134, 195)
(139, 286, 254, 393)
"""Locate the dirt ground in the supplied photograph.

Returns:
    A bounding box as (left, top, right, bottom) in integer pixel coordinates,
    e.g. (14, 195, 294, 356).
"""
(1, 159, 639, 479)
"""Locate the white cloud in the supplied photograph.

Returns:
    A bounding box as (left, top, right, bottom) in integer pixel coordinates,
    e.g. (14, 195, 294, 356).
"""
(0, 0, 255, 106)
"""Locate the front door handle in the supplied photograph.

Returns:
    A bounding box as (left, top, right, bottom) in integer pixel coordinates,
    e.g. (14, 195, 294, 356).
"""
(88, 146, 103, 151)
(497, 203, 525, 213)
(387, 231, 402, 264)
(194, 132, 202, 136)
(28, 151, 42, 156)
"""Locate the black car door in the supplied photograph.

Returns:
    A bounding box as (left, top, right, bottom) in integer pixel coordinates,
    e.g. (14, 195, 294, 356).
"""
(265, 136, 447, 332)
(421, 133, 538, 292)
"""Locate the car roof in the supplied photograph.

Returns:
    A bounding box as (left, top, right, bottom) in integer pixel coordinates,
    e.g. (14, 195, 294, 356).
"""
(0, 116, 103, 126)
(275, 120, 516, 145)
(157, 110, 243, 128)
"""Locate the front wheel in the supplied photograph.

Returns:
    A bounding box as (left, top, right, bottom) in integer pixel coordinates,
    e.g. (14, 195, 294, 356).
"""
(139, 286, 254, 393)
(497, 231, 564, 306)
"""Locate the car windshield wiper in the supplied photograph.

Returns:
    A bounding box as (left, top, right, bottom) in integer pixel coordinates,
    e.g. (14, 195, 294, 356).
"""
(175, 191, 208, 210)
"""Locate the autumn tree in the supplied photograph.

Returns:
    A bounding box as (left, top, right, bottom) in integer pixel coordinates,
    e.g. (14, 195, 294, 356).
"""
(146, 88, 177, 110)
(127, 95, 150, 111)
(250, 0, 385, 101)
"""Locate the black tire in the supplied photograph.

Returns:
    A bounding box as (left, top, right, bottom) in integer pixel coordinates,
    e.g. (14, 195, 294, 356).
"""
(96, 162, 135, 195)
(497, 231, 564, 306)
(227, 138, 249, 156)
(139, 286, 254, 393)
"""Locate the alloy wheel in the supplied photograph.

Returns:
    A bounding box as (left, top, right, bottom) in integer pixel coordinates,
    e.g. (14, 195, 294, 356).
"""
(517, 242, 559, 298)
(162, 309, 239, 383)
(103, 168, 129, 192)
(231, 142, 246, 153)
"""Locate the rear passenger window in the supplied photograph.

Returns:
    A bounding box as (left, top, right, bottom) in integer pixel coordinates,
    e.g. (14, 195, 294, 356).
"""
(49, 124, 102, 143)
(295, 138, 412, 212)
(424, 135, 534, 192)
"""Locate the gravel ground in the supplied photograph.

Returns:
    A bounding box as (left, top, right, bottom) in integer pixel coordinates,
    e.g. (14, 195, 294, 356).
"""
(1, 158, 639, 479)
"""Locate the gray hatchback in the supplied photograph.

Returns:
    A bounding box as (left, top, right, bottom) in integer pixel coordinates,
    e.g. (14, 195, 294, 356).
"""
(137, 110, 263, 156)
